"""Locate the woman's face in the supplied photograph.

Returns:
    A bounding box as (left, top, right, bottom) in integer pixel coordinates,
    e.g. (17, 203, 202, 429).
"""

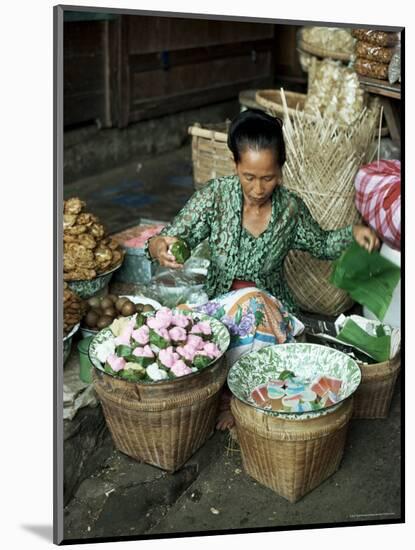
(236, 148, 282, 206)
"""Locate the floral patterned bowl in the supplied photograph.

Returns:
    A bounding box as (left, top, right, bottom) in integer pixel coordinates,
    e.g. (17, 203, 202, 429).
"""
(227, 343, 361, 420)
(67, 262, 123, 300)
(63, 322, 80, 364)
(88, 310, 230, 384)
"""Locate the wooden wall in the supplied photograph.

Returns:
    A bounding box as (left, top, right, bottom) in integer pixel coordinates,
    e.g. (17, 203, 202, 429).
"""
(64, 14, 278, 129)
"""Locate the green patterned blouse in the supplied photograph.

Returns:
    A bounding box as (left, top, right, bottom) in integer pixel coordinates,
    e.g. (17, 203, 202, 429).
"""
(147, 175, 354, 313)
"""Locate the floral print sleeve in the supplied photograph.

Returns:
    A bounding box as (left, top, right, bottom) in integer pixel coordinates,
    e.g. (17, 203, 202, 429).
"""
(292, 196, 354, 260)
(157, 180, 216, 250)
(144, 180, 217, 261)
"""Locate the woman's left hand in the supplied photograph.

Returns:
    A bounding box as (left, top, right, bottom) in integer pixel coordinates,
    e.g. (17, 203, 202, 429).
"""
(352, 224, 380, 253)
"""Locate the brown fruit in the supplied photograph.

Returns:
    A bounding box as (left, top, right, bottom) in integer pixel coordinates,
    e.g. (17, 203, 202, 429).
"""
(115, 297, 129, 312)
(87, 296, 101, 309)
(100, 297, 114, 310)
(141, 304, 155, 313)
(102, 306, 117, 318)
(84, 310, 99, 329)
(121, 301, 137, 316)
(96, 315, 113, 329)
(107, 294, 118, 304)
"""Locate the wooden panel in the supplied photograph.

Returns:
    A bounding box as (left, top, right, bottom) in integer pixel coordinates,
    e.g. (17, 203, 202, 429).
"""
(64, 20, 104, 57)
(128, 77, 273, 122)
(128, 39, 274, 73)
(64, 20, 108, 127)
(273, 24, 307, 87)
(126, 16, 274, 53)
(131, 52, 271, 101)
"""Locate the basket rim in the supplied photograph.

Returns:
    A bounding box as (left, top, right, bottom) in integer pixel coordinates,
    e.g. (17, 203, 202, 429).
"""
(298, 40, 354, 61)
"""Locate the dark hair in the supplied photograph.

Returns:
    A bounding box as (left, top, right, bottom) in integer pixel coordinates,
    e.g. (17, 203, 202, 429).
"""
(227, 109, 286, 167)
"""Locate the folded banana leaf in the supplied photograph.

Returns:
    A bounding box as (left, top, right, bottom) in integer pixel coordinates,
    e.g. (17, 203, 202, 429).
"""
(330, 242, 400, 320)
(336, 319, 390, 363)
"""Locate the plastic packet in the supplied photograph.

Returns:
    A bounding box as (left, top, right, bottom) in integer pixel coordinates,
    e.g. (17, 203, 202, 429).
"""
(388, 42, 401, 84)
(355, 41, 393, 64)
(148, 266, 209, 309)
(352, 29, 399, 47)
(355, 57, 389, 80)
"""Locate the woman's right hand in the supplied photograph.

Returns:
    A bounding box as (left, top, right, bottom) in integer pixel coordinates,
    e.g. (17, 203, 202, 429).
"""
(148, 235, 183, 269)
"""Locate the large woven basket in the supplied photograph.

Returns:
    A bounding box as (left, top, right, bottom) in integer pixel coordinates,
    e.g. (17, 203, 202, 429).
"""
(284, 251, 355, 316)
(280, 91, 380, 316)
(353, 354, 401, 419)
(231, 396, 353, 503)
(188, 122, 235, 190)
(93, 355, 228, 472)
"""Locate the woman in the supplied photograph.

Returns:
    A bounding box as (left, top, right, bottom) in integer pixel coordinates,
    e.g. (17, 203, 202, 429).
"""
(146, 109, 379, 429)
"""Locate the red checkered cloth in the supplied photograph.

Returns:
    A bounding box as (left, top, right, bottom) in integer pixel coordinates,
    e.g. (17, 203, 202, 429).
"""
(354, 160, 401, 251)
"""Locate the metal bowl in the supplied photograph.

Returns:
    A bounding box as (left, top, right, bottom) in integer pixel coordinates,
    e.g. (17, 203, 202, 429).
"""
(67, 263, 123, 300)
(63, 322, 80, 364)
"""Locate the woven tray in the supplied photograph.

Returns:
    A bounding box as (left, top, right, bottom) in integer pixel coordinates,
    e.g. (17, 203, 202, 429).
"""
(255, 89, 307, 120)
(188, 122, 235, 190)
(231, 396, 353, 503)
(353, 354, 401, 419)
(298, 40, 354, 62)
(93, 355, 228, 472)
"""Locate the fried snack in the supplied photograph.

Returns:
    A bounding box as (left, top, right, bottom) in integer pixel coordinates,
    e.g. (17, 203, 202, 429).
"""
(63, 197, 124, 280)
(108, 239, 120, 251)
(111, 249, 123, 266)
(63, 283, 86, 335)
(76, 213, 99, 227)
(64, 256, 76, 272)
(63, 214, 78, 230)
(94, 244, 113, 264)
(77, 233, 97, 249)
(63, 233, 78, 244)
(65, 243, 95, 268)
(90, 223, 105, 239)
(66, 224, 87, 236)
(64, 197, 85, 215)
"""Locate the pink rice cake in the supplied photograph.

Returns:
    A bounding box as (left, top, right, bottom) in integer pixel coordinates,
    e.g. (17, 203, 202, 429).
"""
(251, 384, 271, 408)
(311, 375, 342, 398)
(320, 390, 339, 408)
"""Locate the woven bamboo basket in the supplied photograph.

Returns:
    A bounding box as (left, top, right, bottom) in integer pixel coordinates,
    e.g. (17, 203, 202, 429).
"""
(231, 396, 353, 503)
(298, 40, 354, 62)
(353, 354, 401, 419)
(93, 355, 228, 472)
(279, 91, 380, 316)
(255, 90, 308, 121)
(188, 122, 235, 190)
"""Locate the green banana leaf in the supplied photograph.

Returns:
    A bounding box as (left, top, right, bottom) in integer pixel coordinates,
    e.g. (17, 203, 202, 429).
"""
(336, 319, 390, 363)
(330, 242, 400, 320)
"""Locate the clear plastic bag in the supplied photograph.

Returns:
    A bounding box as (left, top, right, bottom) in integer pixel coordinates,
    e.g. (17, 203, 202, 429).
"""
(148, 266, 209, 309)
(388, 42, 401, 84)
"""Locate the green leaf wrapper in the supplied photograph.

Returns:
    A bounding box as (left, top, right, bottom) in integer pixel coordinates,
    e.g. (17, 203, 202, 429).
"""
(149, 329, 170, 349)
(170, 239, 191, 264)
(116, 345, 133, 358)
(193, 355, 211, 369)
